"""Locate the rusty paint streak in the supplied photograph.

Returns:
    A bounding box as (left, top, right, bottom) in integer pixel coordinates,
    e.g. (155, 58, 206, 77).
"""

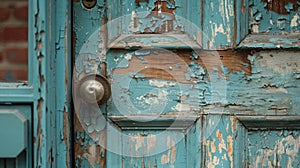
(227, 135, 233, 167)
(38, 52, 45, 84)
(63, 107, 70, 168)
(141, 156, 145, 168)
(151, 1, 175, 14)
(36, 98, 44, 166)
(161, 136, 176, 165)
(211, 139, 216, 153)
(233, 0, 237, 48)
(72, 31, 77, 69)
(242, 0, 246, 13)
(171, 140, 176, 163)
(65, 11, 70, 96)
(216, 129, 222, 140)
(218, 138, 226, 153)
(64, 9, 70, 167)
(35, 40, 43, 50)
(48, 148, 53, 164)
(230, 116, 236, 133)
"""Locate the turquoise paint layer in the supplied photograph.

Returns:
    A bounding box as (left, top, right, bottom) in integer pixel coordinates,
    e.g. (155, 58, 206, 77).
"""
(105, 0, 202, 48)
(32, 0, 48, 167)
(233, 118, 247, 168)
(121, 130, 186, 160)
(73, 1, 104, 60)
(74, 1, 108, 167)
(0, 110, 27, 158)
(107, 0, 122, 41)
(186, 119, 201, 168)
(54, 0, 72, 167)
(202, 0, 235, 49)
(236, 0, 249, 45)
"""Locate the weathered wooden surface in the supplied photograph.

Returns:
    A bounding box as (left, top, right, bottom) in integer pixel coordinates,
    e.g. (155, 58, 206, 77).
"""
(73, 0, 300, 167)
(107, 50, 300, 116)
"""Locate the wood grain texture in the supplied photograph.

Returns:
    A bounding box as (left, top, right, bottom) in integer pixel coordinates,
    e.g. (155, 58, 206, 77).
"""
(111, 49, 251, 83)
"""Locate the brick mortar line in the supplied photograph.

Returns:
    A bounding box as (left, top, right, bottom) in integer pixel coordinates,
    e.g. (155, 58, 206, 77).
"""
(0, 43, 28, 49)
(0, 2, 28, 7)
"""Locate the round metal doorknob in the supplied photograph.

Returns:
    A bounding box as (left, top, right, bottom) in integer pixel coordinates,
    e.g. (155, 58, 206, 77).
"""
(79, 74, 111, 105)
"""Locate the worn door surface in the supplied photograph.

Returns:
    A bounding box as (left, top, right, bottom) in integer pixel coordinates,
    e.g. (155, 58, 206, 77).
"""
(73, 0, 300, 167)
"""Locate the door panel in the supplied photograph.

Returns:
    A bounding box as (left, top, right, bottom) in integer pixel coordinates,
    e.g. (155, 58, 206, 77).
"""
(204, 116, 300, 168)
(73, 0, 300, 168)
(0, 105, 32, 168)
(105, 120, 201, 167)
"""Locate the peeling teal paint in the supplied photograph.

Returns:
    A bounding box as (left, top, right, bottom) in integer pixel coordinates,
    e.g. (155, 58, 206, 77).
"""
(249, 0, 300, 33)
(121, 130, 186, 165)
(106, 0, 203, 49)
(106, 49, 300, 116)
(189, 51, 199, 60)
(203, 115, 236, 167)
(248, 130, 300, 167)
(285, 2, 294, 13)
(202, 0, 235, 49)
(74, 1, 105, 68)
(187, 62, 206, 79)
(224, 51, 300, 115)
(106, 49, 228, 116)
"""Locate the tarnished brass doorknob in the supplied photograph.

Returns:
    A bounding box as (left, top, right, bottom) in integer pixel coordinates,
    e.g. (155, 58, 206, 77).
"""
(79, 74, 111, 105)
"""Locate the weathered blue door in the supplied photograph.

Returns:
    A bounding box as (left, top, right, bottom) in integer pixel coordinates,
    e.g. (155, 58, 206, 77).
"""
(73, 0, 300, 167)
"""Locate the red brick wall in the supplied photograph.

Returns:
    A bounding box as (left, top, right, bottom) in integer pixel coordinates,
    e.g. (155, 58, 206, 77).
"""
(0, 0, 28, 82)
